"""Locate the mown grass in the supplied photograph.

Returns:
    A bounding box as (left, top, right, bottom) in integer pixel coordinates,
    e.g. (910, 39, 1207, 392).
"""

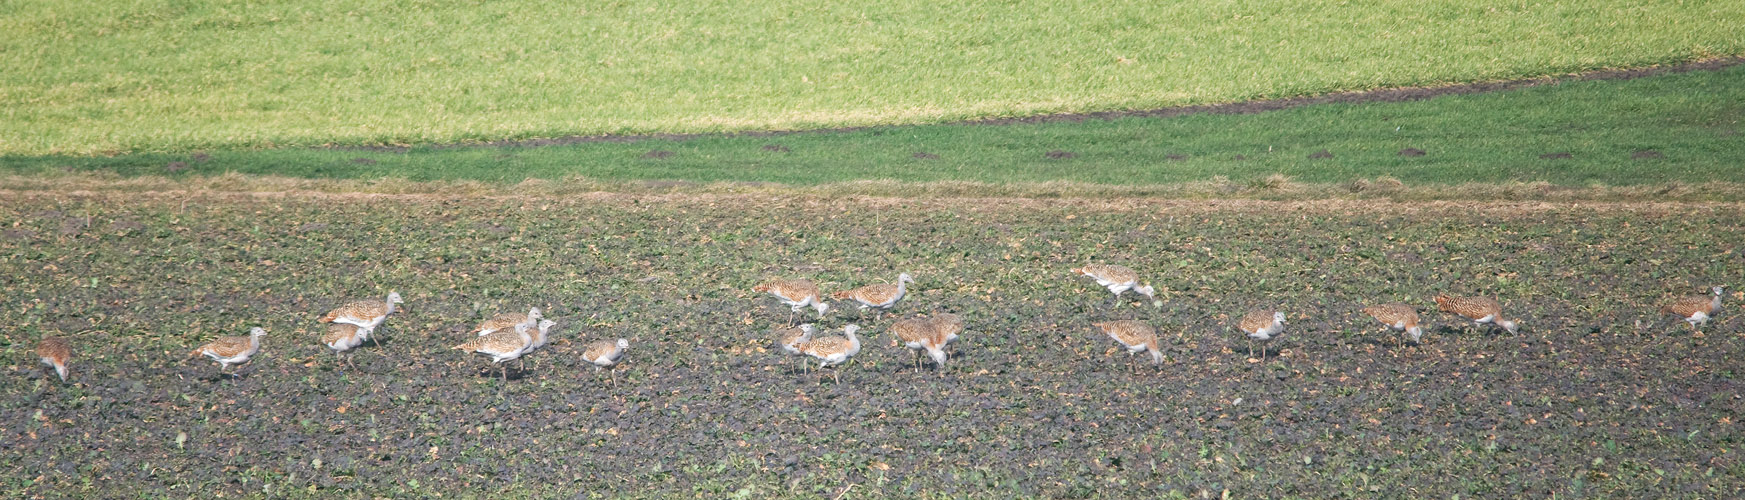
(2, 193, 1741, 497)
(1, 0, 1741, 155)
(6, 61, 1743, 189)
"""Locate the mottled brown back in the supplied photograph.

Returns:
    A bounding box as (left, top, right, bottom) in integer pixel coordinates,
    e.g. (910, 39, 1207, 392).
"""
(755, 278, 820, 302)
(889, 317, 933, 345)
(37, 336, 71, 364)
(1094, 320, 1156, 347)
(1238, 309, 1278, 334)
(1075, 264, 1138, 284)
(1364, 304, 1419, 327)
(320, 299, 389, 323)
(1435, 295, 1500, 320)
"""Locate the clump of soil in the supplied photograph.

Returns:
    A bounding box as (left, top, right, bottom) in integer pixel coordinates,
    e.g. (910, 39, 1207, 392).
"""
(761, 144, 791, 153)
(642, 150, 675, 159)
(1044, 150, 1077, 159)
(1539, 152, 1573, 159)
(1631, 150, 1664, 159)
(1398, 148, 1426, 157)
(912, 152, 940, 160)
(351, 158, 378, 165)
(1165, 154, 1188, 161)
(165, 162, 187, 173)
(191, 153, 211, 162)
(1307, 149, 1334, 159)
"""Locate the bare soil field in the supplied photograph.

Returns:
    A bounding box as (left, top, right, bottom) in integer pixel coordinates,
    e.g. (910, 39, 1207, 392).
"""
(3, 193, 1741, 498)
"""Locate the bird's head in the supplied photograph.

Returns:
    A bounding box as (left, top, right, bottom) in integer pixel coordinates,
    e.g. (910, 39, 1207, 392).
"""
(1273, 311, 1287, 325)
(615, 338, 629, 349)
(250, 327, 267, 337)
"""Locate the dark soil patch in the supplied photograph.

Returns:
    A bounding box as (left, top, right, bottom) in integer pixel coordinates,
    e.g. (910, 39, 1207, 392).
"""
(1539, 152, 1573, 159)
(641, 150, 675, 159)
(1631, 150, 1664, 159)
(1165, 154, 1188, 161)
(108, 220, 144, 233)
(4, 194, 1742, 497)
(351, 158, 378, 165)
(1307, 149, 1334, 159)
(1398, 147, 1427, 157)
(639, 180, 700, 189)
(57, 217, 87, 235)
(912, 152, 940, 160)
(191, 153, 211, 162)
(761, 144, 791, 153)
(1232, 154, 1247, 160)
(296, 222, 330, 233)
(1044, 150, 1077, 159)
(1, 228, 34, 240)
(165, 161, 187, 173)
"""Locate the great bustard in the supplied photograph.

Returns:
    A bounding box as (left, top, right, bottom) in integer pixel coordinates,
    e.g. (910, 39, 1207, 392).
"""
(1363, 304, 1424, 345)
(1237, 309, 1286, 360)
(582, 338, 630, 385)
(1434, 295, 1519, 334)
(774, 324, 816, 373)
(1072, 264, 1159, 307)
(833, 273, 915, 321)
(319, 291, 403, 348)
(753, 278, 830, 325)
(801, 325, 862, 384)
(889, 316, 946, 372)
(189, 327, 267, 379)
(1662, 286, 1725, 332)
(452, 322, 534, 383)
(319, 323, 371, 369)
(473, 307, 543, 336)
(1092, 320, 1162, 372)
(37, 336, 71, 383)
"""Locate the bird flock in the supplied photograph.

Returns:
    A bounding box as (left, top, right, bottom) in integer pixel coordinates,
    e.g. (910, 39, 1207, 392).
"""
(24, 266, 1730, 387)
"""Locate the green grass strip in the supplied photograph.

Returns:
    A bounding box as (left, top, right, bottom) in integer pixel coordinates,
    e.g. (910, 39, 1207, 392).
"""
(5, 62, 1742, 187)
(2, 0, 1741, 155)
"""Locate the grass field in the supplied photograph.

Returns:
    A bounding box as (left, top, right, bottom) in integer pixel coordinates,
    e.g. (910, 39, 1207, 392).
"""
(7, 61, 1744, 192)
(2, 0, 1741, 155)
(4, 193, 1742, 497)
